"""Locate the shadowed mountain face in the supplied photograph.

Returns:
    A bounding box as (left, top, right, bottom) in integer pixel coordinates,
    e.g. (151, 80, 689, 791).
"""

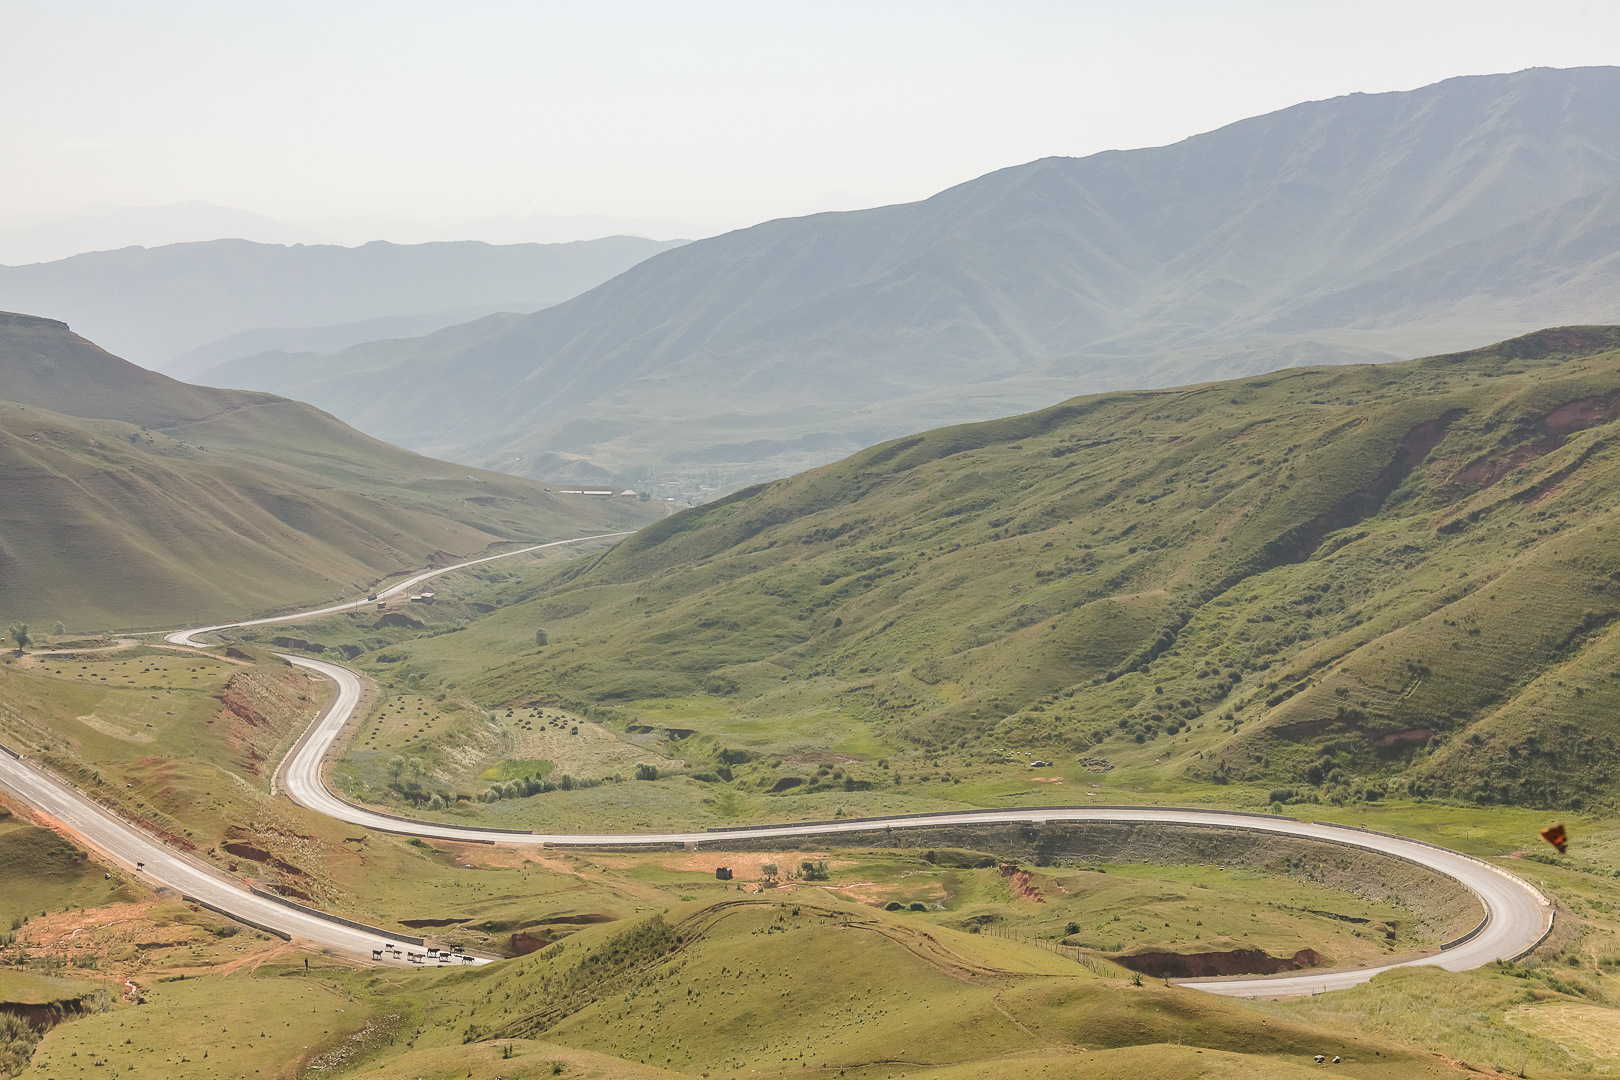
(0, 235, 685, 371)
(0, 312, 657, 629)
(187, 67, 1620, 491)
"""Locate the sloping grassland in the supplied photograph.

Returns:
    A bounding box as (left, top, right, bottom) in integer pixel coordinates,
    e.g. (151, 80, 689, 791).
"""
(0, 312, 657, 628)
(394, 326, 1620, 809)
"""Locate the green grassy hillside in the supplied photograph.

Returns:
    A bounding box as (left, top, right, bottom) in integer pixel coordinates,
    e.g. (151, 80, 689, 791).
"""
(28, 884, 1620, 1080)
(355, 325, 1620, 812)
(0, 312, 659, 629)
(10, 899, 1496, 1080)
(0, 807, 131, 929)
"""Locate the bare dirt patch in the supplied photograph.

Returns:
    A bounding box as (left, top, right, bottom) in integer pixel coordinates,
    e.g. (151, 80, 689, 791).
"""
(425, 841, 537, 869)
(4, 899, 288, 982)
(215, 667, 321, 777)
(1000, 863, 1044, 903)
(73, 713, 154, 744)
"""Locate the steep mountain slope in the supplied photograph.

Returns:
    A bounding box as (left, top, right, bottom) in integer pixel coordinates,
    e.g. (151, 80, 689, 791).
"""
(381, 325, 1620, 811)
(0, 235, 684, 369)
(0, 312, 657, 629)
(199, 67, 1620, 488)
(1277, 176, 1620, 335)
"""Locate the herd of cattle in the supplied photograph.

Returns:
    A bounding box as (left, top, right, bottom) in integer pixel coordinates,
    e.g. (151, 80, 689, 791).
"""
(371, 943, 478, 965)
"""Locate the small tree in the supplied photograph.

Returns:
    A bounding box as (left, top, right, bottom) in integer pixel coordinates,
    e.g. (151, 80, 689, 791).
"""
(535, 629, 549, 647)
(634, 763, 659, 781)
(760, 863, 779, 882)
(799, 860, 829, 881)
(52, 622, 64, 637)
(7, 624, 28, 651)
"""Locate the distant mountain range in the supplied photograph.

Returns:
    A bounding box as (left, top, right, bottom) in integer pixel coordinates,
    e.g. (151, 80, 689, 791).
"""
(183, 66, 1620, 490)
(0, 201, 334, 265)
(0, 200, 710, 265)
(0, 235, 685, 369)
(0, 312, 654, 629)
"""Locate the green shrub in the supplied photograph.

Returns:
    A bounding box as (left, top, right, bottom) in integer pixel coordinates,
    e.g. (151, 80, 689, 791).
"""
(0, 1012, 42, 1076)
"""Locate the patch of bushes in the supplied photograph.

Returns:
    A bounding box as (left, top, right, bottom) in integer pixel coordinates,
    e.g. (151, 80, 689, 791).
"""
(0, 1013, 40, 1078)
(479, 773, 611, 802)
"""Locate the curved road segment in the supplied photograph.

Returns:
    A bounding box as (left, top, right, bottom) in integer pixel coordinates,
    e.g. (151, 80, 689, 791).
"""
(164, 534, 632, 648)
(2, 535, 1554, 994)
(0, 750, 449, 966)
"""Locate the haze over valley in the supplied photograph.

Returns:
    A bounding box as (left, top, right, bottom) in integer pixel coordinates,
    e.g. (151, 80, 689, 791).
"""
(0, 235, 686, 373)
(183, 67, 1620, 491)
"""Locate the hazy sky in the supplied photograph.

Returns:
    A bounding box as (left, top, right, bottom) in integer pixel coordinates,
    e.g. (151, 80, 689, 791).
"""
(5, 0, 1619, 239)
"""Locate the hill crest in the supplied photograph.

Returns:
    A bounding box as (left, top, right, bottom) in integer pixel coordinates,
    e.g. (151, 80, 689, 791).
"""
(0, 315, 656, 628)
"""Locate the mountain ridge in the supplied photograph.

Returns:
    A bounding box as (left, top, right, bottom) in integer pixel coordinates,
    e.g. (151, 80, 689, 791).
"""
(190, 67, 1620, 490)
(0, 235, 684, 369)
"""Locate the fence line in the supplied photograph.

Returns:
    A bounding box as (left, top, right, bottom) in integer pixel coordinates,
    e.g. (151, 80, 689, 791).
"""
(978, 923, 1120, 976)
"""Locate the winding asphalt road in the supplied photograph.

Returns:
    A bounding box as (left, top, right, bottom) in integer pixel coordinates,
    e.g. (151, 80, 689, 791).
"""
(164, 534, 632, 648)
(0, 535, 1555, 993)
(0, 748, 453, 966)
(0, 536, 629, 967)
